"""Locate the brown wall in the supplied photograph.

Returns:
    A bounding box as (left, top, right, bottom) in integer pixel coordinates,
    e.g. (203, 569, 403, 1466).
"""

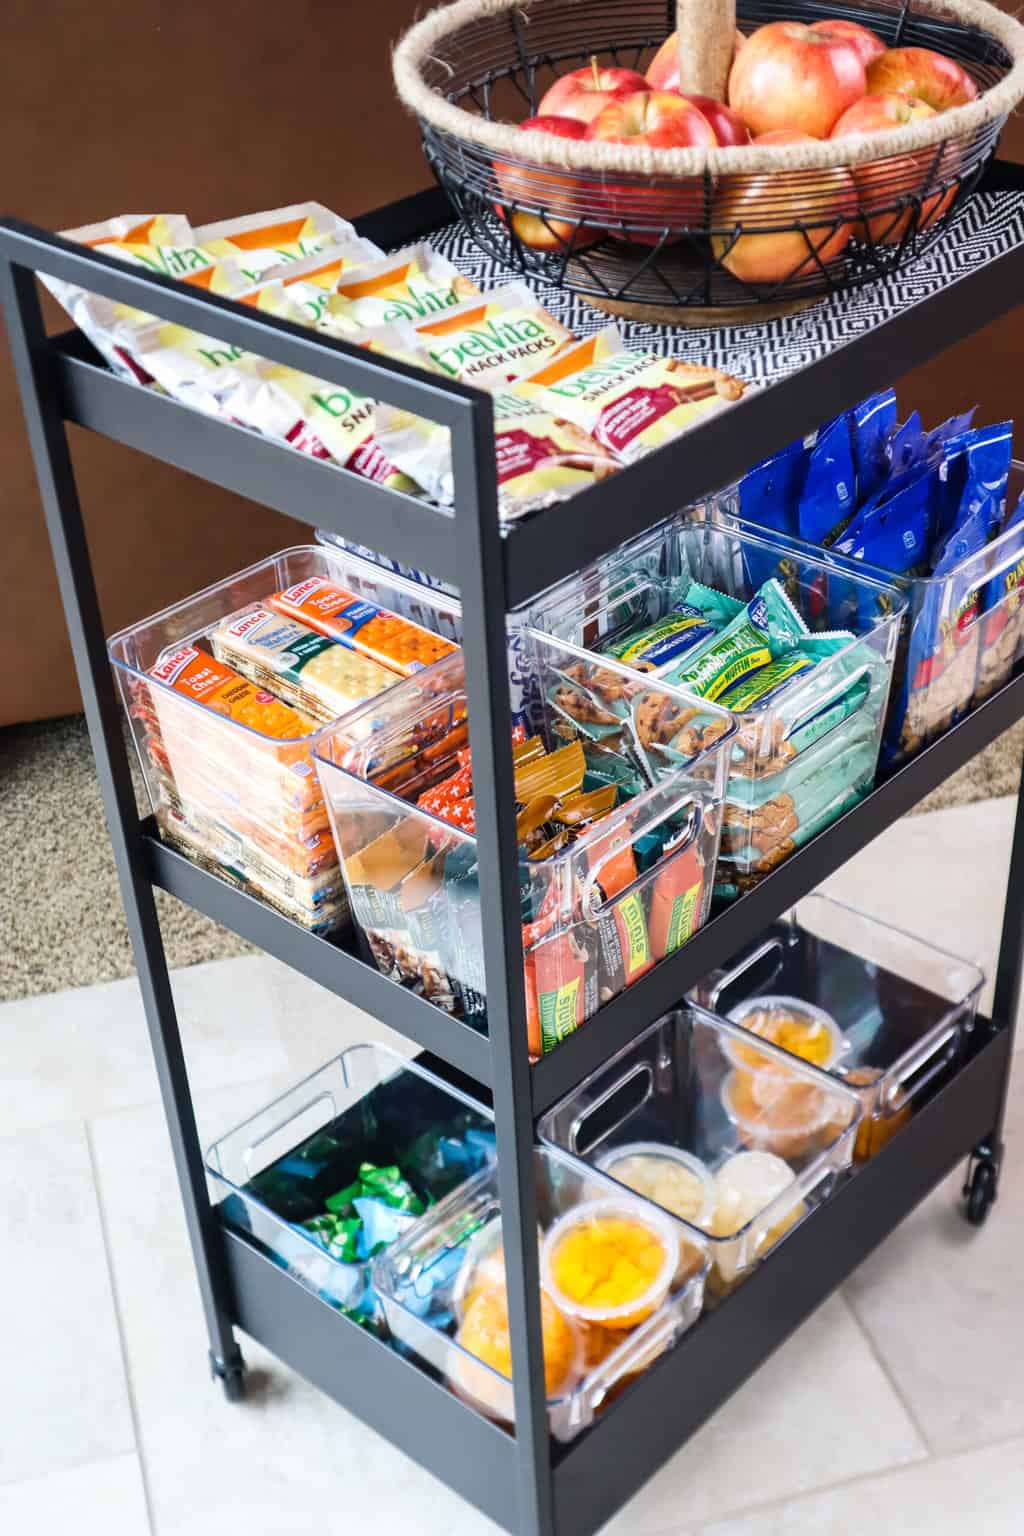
(2, 2, 1021, 725)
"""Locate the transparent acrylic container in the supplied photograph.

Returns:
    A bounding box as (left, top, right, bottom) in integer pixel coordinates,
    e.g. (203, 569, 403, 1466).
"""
(373, 1144, 708, 1441)
(314, 636, 736, 1057)
(205, 1044, 494, 1323)
(715, 461, 1024, 769)
(531, 518, 904, 901)
(107, 544, 461, 933)
(538, 1006, 861, 1293)
(690, 894, 985, 1163)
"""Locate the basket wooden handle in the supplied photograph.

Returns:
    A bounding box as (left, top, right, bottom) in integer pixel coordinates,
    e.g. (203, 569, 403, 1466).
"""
(676, 0, 737, 100)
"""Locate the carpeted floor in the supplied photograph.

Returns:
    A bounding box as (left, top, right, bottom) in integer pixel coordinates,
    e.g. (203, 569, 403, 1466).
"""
(2, 712, 1022, 1002)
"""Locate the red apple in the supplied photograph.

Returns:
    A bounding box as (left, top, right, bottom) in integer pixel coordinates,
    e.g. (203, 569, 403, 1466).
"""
(493, 115, 603, 252)
(711, 129, 858, 285)
(538, 58, 650, 125)
(682, 94, 751, 147)
(866, 47, 978, 111)
(586, 91, 717, 242)
(646, 28, 747, 93)
(810, 18, 887, 68)
(831, 91, 955, 244)
(728, 22, 867, 139)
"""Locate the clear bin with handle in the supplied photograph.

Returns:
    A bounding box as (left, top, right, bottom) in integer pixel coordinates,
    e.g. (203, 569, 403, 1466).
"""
(373, 1143, 708, 1441)
(314, 636, 736, 1057)
(690, 894, 985, 1163)
(107, 543, 461, 933)
(530, 518, 905, 902)
(538, 1006, 861, 1294)
(205, 1043, 494, 1324)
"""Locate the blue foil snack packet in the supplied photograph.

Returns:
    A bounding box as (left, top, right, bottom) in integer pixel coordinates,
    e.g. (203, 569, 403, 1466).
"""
(849, 389, 897, 503)
(738, 435, 811, 594)
(977, 494, 1024, 701)
(886, 411, 925, 477)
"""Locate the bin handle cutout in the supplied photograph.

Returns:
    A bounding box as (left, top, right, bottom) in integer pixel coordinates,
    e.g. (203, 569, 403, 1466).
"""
(564, 575, 667, 651)
(244, 1090, 336, 1177)
(581, 794, 704, 922)
(706, 937, 786, 1011)
(568, 1063, 654, 1156)
(781, 662, 872, 746)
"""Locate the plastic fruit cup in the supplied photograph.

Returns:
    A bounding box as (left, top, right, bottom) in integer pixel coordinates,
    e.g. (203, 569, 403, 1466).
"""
(597, 1142, 716, 1228)
(541, 1198, 679, 1331)
(725, 995, 847, 1075)
(720, 1069, 844, 1161)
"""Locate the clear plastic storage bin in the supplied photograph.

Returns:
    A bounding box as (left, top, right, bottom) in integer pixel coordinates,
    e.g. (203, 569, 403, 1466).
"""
(108, 544, 461, 933)
(530, 519, 904, 901)
(538, 1006, 861, 1292)
(716, 462, 1024, 768)
(314, 638, 736, 1057)
(373, 1144, 708, 1441)
(205, 1044, 494, 1322)
(690, 894, 985, 1163)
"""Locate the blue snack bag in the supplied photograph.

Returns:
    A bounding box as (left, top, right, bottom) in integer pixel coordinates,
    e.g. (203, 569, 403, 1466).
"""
(849, 389, 897, 503)
(798, 413, 858, 626)
(923, 407, 977, 463)
(962, 421, 1013, 522)
(832, 463, 934, 632)
(886, 411, 924, 477)
(885, 490, 1002, 764)
(977, 494, 1024, 701)
(738, 435, 812, 596)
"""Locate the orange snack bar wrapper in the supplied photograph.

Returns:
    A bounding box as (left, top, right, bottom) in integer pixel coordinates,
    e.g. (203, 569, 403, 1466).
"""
(267, 576, 456, 676)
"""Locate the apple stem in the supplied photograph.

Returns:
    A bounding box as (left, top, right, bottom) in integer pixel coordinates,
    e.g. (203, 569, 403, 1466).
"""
(676, 0, 736, 100)
(590, 55, 600, 91)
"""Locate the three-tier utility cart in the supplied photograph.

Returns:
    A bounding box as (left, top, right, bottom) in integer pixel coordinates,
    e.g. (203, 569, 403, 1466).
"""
(3, 160, 1023, 1536)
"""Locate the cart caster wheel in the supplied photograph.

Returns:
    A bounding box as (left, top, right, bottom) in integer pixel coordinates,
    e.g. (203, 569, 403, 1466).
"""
(210, 1349, 247, 1402)
(965, 1159, 998, 1228)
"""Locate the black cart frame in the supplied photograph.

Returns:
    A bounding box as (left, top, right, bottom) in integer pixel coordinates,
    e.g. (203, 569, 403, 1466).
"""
(2, 164, 1022, 1536)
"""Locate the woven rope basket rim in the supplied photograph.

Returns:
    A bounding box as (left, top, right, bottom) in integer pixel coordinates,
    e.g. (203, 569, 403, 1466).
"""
(393, 0, 1024, 177)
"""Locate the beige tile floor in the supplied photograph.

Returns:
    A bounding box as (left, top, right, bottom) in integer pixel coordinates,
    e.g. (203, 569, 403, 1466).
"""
(2, 796, 1022, 1535)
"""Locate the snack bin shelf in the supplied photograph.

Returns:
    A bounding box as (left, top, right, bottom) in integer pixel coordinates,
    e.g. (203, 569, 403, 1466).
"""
(3, 155, 1023, 1536)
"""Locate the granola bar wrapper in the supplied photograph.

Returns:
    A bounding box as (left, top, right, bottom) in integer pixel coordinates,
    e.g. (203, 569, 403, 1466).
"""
(319, 244, 481, 334)
(226, 322, 423, 490)
(376, 386, 616, 517)
(191, 203, 361, 285)
(515, 326, 747, 465)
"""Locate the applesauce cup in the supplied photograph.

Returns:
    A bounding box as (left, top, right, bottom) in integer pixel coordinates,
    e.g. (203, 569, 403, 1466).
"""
(596, 1143, 716, 1230)
(725, 995, 847, 1077)
(540, 1197, 681, 1332)
(720, 1067, 853, 1161)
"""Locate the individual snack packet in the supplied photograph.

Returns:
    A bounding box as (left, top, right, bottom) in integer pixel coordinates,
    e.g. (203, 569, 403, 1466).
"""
(235, 238, 384, 324)
(405, 285, 574, 389)
(63, 213, 213, 279)
(735, 435, 809, 595)
(376, 386, 615, 517)
(848, 389, 897, 504)
(516, 326, 746, 465)
(596, 603, 717, 674)
(319, 244, 481, 333)
(798, 413, 857, 548)
(976, 496, 1024, 702)
(209, 605, 401, 725)
(660, 579, 809, 701)
(646, 820, 707, 963)
(832, 464, 934, 632)
(267, 577, 456, 676)
(191, 203, 360, 284)
(885, 411, 925, 478)
(147, 643, 313, 737)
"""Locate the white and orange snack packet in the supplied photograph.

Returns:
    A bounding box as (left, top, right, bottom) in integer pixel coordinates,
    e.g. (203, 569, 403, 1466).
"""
(191, 203, 363, 284)
(516, 326, 746, 464)
(407, 284, 574, 389)
(319, 244, 480, 334)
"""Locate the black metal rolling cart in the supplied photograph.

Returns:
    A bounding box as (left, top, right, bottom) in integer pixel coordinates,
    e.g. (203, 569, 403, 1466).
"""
(3, 162, 1023, 1536)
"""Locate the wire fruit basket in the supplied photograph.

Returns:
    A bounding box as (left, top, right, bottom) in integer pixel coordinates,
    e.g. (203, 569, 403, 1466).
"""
(393, 0, 1024, 319)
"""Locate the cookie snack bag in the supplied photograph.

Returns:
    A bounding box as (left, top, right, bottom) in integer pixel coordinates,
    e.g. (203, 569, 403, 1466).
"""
(191, 203, 360, 284)
(320, 244, 481, 334)
(516, 326, 746, 464)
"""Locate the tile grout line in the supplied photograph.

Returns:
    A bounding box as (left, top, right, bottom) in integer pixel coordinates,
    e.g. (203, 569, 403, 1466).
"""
(837, 1283, 936, 1457)
(640, 1427, 1024, 1536)
(84, 1119, 158, 1536)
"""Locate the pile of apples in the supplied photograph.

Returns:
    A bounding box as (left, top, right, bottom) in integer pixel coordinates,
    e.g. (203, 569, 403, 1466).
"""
(495, 17, 978, 284)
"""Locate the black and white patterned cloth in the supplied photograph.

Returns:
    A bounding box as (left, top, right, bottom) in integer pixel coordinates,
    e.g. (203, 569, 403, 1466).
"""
(426, 191, 1024, 386)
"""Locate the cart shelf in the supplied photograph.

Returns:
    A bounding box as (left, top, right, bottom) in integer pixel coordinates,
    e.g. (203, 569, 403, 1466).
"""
(220, 1019, 1009, 1536)
(3, 159, 1022, 1536)
(148, 664, 1024, 1113)
(29, 160, 1024, 608)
